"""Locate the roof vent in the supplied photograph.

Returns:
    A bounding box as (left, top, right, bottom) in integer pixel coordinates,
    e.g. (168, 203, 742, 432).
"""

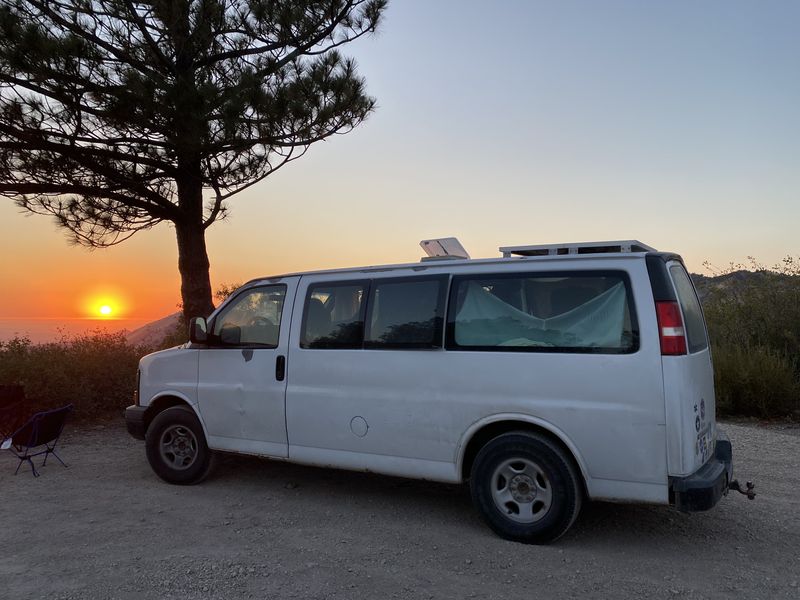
(420, 237, 470, 262)
(499, 240, 656, 258)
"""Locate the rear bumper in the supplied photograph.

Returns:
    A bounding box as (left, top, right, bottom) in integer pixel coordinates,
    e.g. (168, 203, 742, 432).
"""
(125, 405, 147, 440)
(670, 430, 733, 512)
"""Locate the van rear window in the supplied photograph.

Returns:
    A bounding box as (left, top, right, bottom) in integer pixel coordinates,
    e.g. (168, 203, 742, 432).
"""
(669, 265, 709, 353)
(446, 272, 638, 353)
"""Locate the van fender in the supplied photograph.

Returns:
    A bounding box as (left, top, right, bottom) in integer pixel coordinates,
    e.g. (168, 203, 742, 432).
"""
(455, 413, 591, 483)
(145, 390, 211, 440)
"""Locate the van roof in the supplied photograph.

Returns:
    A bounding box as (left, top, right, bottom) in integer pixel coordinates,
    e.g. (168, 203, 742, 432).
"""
(243, 240, 678, 287)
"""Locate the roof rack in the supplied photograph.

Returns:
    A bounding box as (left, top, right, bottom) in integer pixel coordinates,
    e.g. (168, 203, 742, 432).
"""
(499, 240, 656, 258)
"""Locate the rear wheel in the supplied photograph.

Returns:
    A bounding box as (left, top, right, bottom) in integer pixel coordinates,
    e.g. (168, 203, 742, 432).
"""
(145, 405, 214, 484)
(470, 432, 582, 543)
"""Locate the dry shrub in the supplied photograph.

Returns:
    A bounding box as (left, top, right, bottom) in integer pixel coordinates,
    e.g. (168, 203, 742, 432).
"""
(0, 330, 148, 420)
(712, 344, 800, 418)
(701, 257, 800, 419)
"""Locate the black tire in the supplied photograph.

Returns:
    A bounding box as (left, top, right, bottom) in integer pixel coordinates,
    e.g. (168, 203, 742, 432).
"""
(470, 431, 583, 544)
(145, 405, 215, 485)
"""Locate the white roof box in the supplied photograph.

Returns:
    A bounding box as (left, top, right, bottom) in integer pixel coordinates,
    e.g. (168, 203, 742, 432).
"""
(420, 237, 471, 261)
(500, 240, 656, 258)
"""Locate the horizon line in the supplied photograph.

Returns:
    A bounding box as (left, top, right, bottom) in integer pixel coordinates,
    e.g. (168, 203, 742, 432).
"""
(0, 316, 164, 321)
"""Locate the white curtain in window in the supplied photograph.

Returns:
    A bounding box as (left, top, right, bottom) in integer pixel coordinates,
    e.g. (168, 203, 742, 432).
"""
(455, 281, 627, 348)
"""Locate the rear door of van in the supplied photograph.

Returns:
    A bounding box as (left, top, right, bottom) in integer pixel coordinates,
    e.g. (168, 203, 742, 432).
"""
(657, 259, 716, 477)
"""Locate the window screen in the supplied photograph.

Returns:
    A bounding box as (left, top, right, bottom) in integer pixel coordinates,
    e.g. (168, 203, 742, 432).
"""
(365, 277, 446, 348)
(212, 285, 286, 347)
(447, 272, 637, 353)
(301, 282, 367, 349)
(669, 265, 709, 353)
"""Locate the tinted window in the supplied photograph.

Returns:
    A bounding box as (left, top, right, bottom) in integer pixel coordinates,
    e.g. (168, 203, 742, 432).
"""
(365, 277, 447, 349)
(669, 265, 708, 353)
(447, 272, 637, 353)
(301, 282, 367, 349)
(212, 286, 286, 347)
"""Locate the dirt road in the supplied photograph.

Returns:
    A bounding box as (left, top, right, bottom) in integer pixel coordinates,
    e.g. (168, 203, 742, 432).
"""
(1, 421, 798, 599)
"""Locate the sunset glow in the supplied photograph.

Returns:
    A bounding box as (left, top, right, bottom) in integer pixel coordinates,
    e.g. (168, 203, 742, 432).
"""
(1, 2, 798, 330)
(79, 289, 129, 320)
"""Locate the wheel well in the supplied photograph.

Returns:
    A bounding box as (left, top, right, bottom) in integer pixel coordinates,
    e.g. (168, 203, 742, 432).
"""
(143, 396, 191, 433)
(460, 420, 585, 488)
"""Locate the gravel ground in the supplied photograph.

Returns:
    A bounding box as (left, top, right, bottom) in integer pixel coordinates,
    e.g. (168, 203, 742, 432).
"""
(1, 421, 798, 600)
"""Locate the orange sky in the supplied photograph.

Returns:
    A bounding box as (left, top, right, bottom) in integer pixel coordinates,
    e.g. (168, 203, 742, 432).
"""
(0, 205, 178, 319)
(1, 131, 795, 321)
(1, 169, 792, 322)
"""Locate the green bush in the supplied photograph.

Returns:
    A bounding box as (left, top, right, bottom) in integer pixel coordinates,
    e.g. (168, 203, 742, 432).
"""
(712, 343, 800, 418)
(701, 257, 800, 419)
(0, 330, 148, 420)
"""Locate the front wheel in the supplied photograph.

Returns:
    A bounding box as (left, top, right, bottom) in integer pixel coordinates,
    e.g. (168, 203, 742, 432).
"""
(470, 432, 583, 543)
(145, 405, 214, 485)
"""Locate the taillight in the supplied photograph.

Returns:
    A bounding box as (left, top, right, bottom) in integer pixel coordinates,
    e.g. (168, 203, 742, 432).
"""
(656, 301, 687, 355)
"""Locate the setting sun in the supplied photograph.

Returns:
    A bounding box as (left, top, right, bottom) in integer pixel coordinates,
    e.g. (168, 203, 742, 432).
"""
(79, 287, 129, 320)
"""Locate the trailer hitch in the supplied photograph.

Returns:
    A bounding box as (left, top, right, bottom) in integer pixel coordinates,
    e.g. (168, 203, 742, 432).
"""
(728, 479, 756, 500)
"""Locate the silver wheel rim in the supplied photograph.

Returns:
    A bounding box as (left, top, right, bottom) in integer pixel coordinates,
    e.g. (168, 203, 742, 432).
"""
(159, 424, 199, 471)
(490, 457, 553, 523)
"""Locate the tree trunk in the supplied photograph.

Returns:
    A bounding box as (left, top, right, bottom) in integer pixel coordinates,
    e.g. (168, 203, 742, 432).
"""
(175, 218, 215, 324)
(174, 152, 215, 324)
(172, 38, 212, 325)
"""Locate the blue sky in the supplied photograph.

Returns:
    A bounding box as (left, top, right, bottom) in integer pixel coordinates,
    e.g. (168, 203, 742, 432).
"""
(239, 0, 797, 270)
(2, 0, 798, 321)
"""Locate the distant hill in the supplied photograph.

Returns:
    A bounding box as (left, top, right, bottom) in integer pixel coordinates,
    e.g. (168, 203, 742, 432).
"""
(126, 313, 181, 347)
(691, 269, 793, 301)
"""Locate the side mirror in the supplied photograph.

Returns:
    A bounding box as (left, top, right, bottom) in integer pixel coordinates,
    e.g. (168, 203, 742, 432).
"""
(189, 317, 208, 344)
(219, 325, 241, 345)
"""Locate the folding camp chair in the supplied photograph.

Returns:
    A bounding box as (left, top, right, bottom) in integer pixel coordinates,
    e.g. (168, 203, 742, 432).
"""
(5, 404, 74, 477)
(0, 385, 26, 439)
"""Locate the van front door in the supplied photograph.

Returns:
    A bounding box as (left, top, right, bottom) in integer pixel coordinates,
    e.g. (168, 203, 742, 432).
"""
(197, 278, 298, 457)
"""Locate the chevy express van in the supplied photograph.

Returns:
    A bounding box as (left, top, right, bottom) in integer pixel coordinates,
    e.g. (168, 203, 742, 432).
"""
(126, 239, 739, 543)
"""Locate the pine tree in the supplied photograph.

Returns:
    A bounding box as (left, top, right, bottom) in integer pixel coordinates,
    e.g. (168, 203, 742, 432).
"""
(0, 0, 386, 320)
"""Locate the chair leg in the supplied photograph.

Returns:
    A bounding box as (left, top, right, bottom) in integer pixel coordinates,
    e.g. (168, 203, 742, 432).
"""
(48, 447, 68, 468)
(14, 456, 38, 477)
(42, 439, 67, 468)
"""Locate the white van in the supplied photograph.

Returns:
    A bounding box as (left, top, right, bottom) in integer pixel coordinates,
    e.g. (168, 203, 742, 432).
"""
(126, 239, 739, 543)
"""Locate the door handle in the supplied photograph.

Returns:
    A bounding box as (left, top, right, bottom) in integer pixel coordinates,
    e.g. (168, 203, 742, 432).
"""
(275, 355, 286, 381)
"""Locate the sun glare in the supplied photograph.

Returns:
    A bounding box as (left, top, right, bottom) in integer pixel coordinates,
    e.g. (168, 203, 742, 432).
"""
(81, 289, 128, 319)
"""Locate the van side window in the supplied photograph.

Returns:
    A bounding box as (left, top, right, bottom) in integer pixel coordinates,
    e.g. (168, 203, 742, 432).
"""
(446, 272, 638, 353)
(301, 281, 368, 349)
(365, 277, 447, 349)
(669, 265, 709, 353)
(212, 285, 286, 347)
